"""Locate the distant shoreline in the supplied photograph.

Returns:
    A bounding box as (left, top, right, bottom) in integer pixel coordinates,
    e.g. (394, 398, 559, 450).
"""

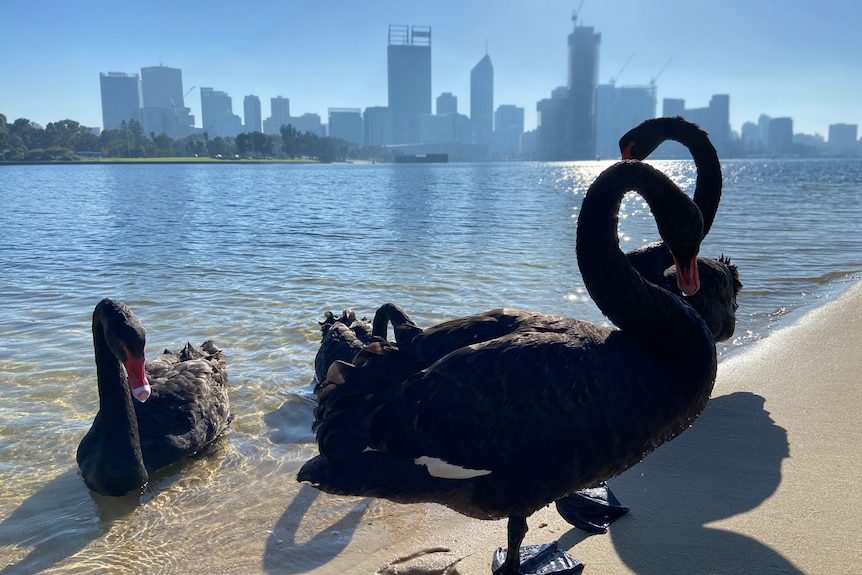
(0, 157, 322, 166)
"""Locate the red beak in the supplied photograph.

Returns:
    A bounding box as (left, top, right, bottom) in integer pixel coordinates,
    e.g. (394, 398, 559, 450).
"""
(622, 142, 634, 160)
(674, 256, 700, 296)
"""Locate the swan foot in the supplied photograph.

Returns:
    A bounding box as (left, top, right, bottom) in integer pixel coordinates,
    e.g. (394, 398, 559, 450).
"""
(555, 482, 630, 534)
(492, 542, 583, 575)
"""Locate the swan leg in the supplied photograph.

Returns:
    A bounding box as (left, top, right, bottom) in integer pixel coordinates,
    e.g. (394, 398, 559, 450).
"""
(492, 515, 528, 575)
(554, 482, 630, 534)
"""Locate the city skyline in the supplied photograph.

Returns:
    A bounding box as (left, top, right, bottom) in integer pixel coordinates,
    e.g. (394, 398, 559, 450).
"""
(2, 0, 860, 138)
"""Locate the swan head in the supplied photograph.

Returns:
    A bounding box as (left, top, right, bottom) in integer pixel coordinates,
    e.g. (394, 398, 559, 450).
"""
(665, 256, 742, 341)
(619, 116, 693, 161)
(95, 298, 152, 402)
(650, 191, 704, 297)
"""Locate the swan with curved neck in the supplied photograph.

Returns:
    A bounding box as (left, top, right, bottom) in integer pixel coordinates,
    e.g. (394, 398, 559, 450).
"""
(77, 298, 231, 496)
(299, 161, 718, 574)
(620, 116, 722, 281)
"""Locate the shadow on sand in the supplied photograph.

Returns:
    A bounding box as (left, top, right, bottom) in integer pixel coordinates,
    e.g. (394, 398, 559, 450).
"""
(557, 391, 803, 574)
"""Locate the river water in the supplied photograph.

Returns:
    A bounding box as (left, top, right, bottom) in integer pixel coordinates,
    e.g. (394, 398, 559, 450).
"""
(0, 159, 860, 573)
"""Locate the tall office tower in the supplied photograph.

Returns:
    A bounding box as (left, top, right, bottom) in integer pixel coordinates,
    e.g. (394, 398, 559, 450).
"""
(364, 106, 393, 146)
(437, 92, 457, 115)
(662, 98, 686, 117)
(244, 95, 262, 133)
(828, 123, 858, 156)
(140, 65, 194, 138)
(270, 96, 291, 131)
(201, 88, 242, 138)
(99, 72, 142, 131)
(566, 12, 601, 159)
(470, 54, 494, 145)
(387, 25, 432, 144)
(768, 117, 794, 155)
(329, 108, 364, 146)
(595, 83, 655, 159)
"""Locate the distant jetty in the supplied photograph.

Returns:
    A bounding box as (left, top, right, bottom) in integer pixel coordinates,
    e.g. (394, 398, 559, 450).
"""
(393, 153, 449, 164)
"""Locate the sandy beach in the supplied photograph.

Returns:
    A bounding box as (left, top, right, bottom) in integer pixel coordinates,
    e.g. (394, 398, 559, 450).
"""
(254, 279, 862, 575)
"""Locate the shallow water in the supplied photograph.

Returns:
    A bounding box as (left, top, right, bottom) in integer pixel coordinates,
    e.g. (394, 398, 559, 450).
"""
(0, 159, 860, 573)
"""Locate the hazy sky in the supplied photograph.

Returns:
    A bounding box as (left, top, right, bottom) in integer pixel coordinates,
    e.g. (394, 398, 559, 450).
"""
(2, 0, 859, 137)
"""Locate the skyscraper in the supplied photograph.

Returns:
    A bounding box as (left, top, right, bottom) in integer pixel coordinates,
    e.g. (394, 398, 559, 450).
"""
(328, 108, 363, 146)
(567, 13, 600, 159)
(364, 106, 393, 146)
(470, 54, 494, 146)
(140, 65, 194, 139)
(270, 97, 291, 131)
(99, 72, 142, 131)
(244, 95, 262, 133)
(201, 87, 241, 138)
(387, 25, 432, 144)
(436, 92, 457, 115)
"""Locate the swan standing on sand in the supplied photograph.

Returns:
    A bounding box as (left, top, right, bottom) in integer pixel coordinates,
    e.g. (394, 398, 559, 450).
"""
(77, 298, 231, 496)
(299, 161, 720, 575)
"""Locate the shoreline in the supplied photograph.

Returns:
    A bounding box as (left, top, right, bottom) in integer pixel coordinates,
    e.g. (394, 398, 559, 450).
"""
(257, 278, 862, 574)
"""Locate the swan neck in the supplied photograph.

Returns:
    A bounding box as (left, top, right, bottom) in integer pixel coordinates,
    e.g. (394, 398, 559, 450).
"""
(92, 317, 141, 435)
(576, 162, 700, 339)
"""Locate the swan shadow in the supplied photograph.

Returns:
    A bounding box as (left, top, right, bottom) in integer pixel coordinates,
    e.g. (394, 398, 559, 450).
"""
(262, 485, 371, 575)
(263, 395, 372, 573)
(0, 434, 231, 575)
(0, 468, 138, 575)
(557, 391, 802, 574)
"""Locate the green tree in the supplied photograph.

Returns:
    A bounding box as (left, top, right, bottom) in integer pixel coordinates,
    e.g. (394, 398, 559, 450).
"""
(235, 132, 249, 156)
(280, 124, 299, 158)
(250, 131, 272, 156)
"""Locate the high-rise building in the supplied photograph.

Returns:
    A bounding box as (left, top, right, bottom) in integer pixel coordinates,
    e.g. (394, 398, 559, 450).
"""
(328, 108, 363, 146)
(140, 65, 194, 139)
(470, 54, 494, 145)
(289, 113, 325, 137)
(201, 87, 242, 138)
(662, 94, 730, 157)
(364, 107, 393, 146)
(244, 95, 262, 133)
(662, 98, 685, 117)
(387, 25, 432, 144)
(99, 72, 142, 131)
(596, 83, 656, 159)
(536, 87, 570, 161)
(566, 12, 601, 159)
(271, 97, 291, 132)
(437, 92, 458, 115)
(768, 117, 794, 154)
(491, 104, 524, 158)
(827, 123, 858, 156)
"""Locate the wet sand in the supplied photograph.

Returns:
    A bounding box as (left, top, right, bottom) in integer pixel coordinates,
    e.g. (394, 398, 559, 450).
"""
(262, 279, 862, 575)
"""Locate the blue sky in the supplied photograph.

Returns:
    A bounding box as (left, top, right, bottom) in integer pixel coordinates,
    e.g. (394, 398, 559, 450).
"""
(2, 0, 859, 137)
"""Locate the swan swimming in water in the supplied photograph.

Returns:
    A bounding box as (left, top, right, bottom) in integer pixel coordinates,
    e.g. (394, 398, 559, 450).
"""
(77, 298, 232, 496)
(299, 160, 725, 574)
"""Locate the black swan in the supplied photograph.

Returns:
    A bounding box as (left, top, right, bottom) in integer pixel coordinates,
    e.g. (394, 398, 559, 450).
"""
(298, 160, 719, 574)
(312, 117, 735, 384)
(76, 298, 232, 496)
(619, 116, 722, 283)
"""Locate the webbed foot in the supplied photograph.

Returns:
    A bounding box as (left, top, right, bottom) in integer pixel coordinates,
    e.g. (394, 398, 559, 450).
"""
(555, 482, 630, 534)
(491, 542, 583, 575)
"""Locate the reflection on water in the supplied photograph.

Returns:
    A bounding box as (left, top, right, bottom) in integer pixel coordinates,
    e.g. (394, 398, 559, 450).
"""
(0, 160, 859, 572)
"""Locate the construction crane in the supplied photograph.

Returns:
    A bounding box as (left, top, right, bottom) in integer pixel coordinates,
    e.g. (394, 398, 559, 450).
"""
(650, 59, 672, 86)
(184, 86, 196, 99)
(572, 0, 585, 24)
(609, 54, 634, 86)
